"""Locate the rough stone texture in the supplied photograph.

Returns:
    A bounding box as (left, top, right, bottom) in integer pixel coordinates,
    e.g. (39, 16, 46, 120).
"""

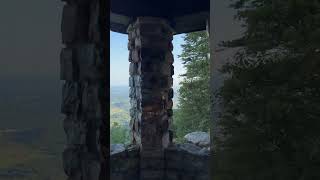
(110, 143, 209, 180)
(164, 144, 210, 180)
(184, 132, 210, 147)
(127, 17, 175, 180)
(60, 0, 107, 180)
(111, 144, 126, 155)
(110, 144, 140, 180)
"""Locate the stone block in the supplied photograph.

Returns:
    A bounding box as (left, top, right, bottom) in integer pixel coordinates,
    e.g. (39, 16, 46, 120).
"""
(165, 171, 179, 180)
(64, 117, 86, 146)
(127, 145, 140, 158)
(123, 172, 140, 180)
(140, 158, 165, 170)
(130, 98, 137, 108)
(181, 175, 194, 180)
(168, 88, 174, 99)
(131, 48, 141, 62)
(141, 93, 163, 106)
(159, 63, 171, 76)
(128, 26, 136, 40)
(167, 100, 173, 109)
(130, 108, 136, 118)
(140, 48, 166, 60)
(129, 62, 137, 75)
(75, 44, 102, 81)
(61, 4, 77, 43)
(168, 77, 173, 87)
(164, 148, 182, 163)
(137, 63, 142, 75)
(135, 36, 170, 51)
(129, 76, 134, 87)
(110, 173, 124, 180)
(167, 109, 173, 117)
(141, 126, 158, 145)
(129, 87, 136, 98)
(81, 83, 102, 119)
(141, 104, 163, 113)
(82, 155, 100, 180)
(165, 52, 174, 63)
(88, 1, 100, 43)
(197, 175, 209, 180)
(140, 170, 164, 180)
(60, 48, 75, 81)
(133, 119, 140, 132)
(168, 117, 173, 126)
(70, 173, 82, 180)
(61, 82, 80, 115)
(140, 149, 164, 159)
(141, 74, 169, 89)
(162, 131, 170, 148)
(63, 147, 81, 176)
(134, 75, 142, 87)
(135, 87, 142, 99)
(171, 65, 174, 75)
(85, 119, 100, 153)
(129, 50, 133, 62)
(169, 42, 174, 51)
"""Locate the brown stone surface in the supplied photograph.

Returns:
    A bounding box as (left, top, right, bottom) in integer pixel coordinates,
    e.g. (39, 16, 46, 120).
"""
(128, 18, 174, 151)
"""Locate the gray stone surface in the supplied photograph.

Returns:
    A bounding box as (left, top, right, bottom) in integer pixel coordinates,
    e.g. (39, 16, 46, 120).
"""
(184, 131, 210, 147)
(61, 4, 77, 43)
(60, 48, 74, 81)
(60, 0, 106, 180)
(111, 144, 126, 155)
(128, 17, 174, 152)
(110, 145, 140, 180)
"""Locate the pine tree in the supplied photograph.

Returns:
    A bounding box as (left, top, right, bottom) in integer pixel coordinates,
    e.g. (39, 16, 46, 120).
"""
(173, 31, 210, 141)
(214, 0, 320, 179)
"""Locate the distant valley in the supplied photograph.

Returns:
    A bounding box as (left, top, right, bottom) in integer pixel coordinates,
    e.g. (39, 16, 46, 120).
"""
(0, 80, 180, 179)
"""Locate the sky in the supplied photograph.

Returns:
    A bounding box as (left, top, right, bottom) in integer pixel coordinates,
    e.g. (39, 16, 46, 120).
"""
(110, 31, 186, 88)
(0, 0, 62, 81)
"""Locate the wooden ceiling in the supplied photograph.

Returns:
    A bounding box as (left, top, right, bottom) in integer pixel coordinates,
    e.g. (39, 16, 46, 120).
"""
(110, 0, 210, 34)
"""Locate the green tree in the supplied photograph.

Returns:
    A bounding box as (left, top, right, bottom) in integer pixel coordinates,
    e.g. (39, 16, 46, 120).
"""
(174, 31, 210, 141)
(214, 0, 320, 179)
(110, 122, 130, 144)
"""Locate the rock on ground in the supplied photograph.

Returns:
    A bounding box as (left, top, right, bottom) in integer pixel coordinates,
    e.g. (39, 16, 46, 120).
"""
(184, 131, 210, 147)
(110, 144, 125, 155)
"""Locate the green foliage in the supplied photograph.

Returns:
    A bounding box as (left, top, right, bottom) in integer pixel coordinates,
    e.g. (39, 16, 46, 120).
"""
(109, 86, 131, 144)
(214, 0, 320, 179)
(174, 31, 210, 140)
(110, 122, 130, 144)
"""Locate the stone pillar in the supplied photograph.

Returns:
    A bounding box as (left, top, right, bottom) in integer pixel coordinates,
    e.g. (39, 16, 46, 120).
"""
(127, 17, 174, 180)
(60, 0, 107, 179)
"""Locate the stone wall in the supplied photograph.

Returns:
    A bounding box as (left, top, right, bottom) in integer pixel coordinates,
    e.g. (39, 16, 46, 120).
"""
(110, 144, 209, 180)
(164, 144, 209, 180)
(110, 145, 140, 180)
(127, 17, 174, 149)
(127, 17, 175, 180)
(60, 0, 107, 179)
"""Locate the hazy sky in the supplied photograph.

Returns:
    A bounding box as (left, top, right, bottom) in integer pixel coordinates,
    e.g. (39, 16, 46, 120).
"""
(0, 0, 186, 88)
(110, 31, 186, 87)
(0, 0, 62, 81)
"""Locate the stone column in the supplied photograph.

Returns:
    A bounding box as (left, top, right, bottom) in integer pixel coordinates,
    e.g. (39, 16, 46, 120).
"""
(60, 0, 107, 179)
(127, 17, 174, 180)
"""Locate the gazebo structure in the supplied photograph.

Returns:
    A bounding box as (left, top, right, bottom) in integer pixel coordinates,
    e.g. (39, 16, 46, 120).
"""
(60, 0, 210, 180)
